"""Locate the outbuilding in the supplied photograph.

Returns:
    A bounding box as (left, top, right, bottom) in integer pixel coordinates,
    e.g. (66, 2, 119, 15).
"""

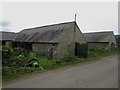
(0, 31, 18, 46)
(115, 35, 120, 47)
(83, 31, 117, 50)
(14, 21, 88, 59)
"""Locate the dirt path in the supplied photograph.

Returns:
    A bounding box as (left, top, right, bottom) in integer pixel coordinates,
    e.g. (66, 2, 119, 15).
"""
(3, 54, 118, 88)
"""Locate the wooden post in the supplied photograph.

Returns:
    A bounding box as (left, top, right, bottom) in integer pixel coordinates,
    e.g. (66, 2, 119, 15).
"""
(74, 14, 77, 56)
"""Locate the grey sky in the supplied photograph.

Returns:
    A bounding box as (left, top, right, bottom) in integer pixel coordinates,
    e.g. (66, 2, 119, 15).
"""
(1, 2, 118, 34)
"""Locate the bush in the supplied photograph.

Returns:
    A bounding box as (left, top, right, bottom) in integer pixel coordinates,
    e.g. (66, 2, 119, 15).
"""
(62, 55, 80, 62)
(37, 57, 56, 69)
(27, 51, 37, 61)
(88, 48, 118, 58)
(1, 45, 16, 67)
(14, 54, 27, 67)
(88, 49, 105, 58)
(13, 47, 24, 56)
(0, 45, 14, 59)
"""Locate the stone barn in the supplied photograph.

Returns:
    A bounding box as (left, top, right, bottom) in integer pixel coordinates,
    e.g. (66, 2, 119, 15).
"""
(0, 31, 18, 46)
(115, 35, 120, 47)
(14, 21, 88, 59)
(83, 31, 117, 50)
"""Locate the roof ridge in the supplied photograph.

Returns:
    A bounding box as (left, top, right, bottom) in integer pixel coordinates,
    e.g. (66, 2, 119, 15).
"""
(83, 31, 113, 34)
(21, 21, 75, 32)
(0, 31, 16, 34)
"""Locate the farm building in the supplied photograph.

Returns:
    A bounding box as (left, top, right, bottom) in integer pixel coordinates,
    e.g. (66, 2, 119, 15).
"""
(83, 31, 117, 50)
(115, 35, 120, 47)
(0, 31, 18, 46)
(14, 21, 88, 59)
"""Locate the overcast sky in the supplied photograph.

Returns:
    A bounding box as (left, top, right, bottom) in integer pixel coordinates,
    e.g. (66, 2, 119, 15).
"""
(1, 2, 118, 34)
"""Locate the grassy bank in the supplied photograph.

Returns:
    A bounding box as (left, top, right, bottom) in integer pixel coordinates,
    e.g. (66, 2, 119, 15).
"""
(2, 46, 119, 83)
(88, 48, 119, 59)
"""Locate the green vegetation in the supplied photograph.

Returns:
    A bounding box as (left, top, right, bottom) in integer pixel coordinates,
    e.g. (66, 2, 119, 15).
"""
(88, 48, 118, 59)
(1, 45, 119, 83)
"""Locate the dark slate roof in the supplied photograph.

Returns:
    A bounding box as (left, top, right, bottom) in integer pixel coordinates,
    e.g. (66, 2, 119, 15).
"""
(0, 31, 18, 41)
(83, 31, 114, 42)
(14, 21, 75, 43)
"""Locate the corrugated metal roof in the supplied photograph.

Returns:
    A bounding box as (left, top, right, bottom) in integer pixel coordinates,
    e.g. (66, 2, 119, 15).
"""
(83, 31, 114, 42)
(14, 21, 75, 43)
(0, 31, 18, 41)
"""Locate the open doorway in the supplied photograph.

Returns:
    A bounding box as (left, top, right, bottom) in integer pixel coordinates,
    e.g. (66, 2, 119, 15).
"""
(111, 43, 115, 49)
(75, 42, 88, 58)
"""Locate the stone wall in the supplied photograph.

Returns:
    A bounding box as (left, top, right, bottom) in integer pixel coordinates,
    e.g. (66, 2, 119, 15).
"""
(32, 43, 58, 59)
(75, 25, 87, 44)
(56, 23, 87, 59)
(88, 42, 109, 50)
(109, 33, 117, 49)
(56, 25, 75, 59)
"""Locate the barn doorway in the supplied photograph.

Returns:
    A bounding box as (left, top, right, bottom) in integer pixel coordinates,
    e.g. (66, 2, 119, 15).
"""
(111, 43, 115, 49)
(75, 42, 81, 56)
(75, 42, 88, 58)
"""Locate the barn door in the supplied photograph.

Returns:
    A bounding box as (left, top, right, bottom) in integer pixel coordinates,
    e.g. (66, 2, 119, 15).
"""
(75, 42, 88, 58)
(75, 42, 81, 56)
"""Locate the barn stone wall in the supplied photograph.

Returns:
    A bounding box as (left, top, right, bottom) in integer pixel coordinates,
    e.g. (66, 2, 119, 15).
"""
(56, 25, 75, 59)
(108, 33, 117, 49)
(56, 23, 87, 59)
(88, 42, 109, 50)
(32, 43, 58, 59)
(75, 25, 87, 44)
